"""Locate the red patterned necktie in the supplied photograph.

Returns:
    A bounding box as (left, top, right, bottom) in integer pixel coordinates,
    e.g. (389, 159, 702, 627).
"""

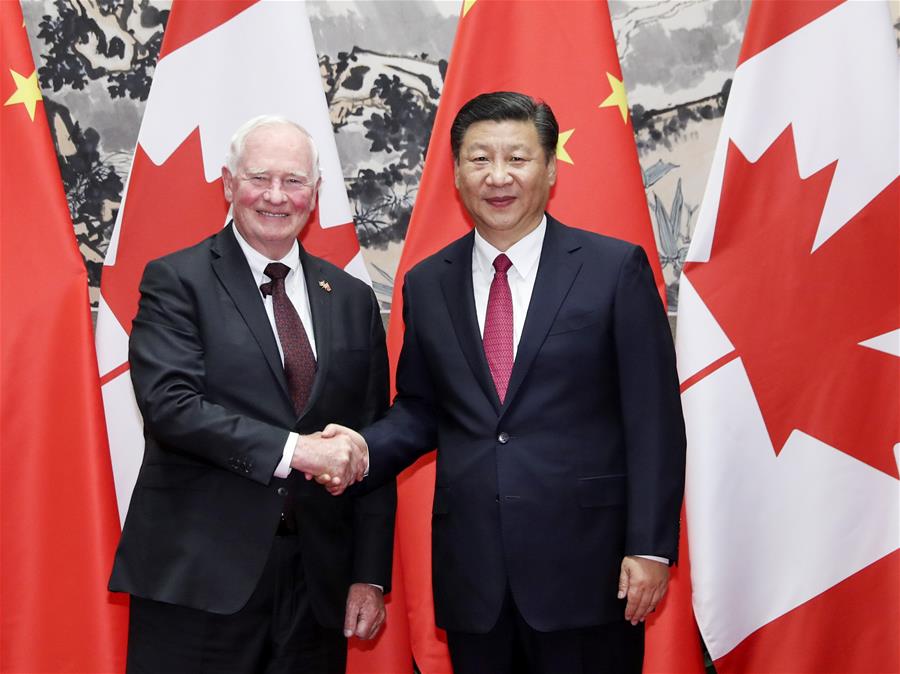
(261, 262, 316, 415)
(483, 253, 514, 403)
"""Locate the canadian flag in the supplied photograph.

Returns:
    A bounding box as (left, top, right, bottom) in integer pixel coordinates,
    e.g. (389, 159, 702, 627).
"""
(676, 1, 899, 672)
(96, 0, 367, 521)
(95, 2, 410, 671)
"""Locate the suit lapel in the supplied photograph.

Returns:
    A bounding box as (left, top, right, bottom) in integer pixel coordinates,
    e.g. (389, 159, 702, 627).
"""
(210, 225, 292, 405)
(298, 247, 331, 418)
(440, 232, 503, 413)
(502, 217, 582, 415)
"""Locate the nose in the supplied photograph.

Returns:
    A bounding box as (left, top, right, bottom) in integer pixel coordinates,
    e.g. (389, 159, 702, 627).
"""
(264, 179, 287, 204)
(486, 161, 513, 186)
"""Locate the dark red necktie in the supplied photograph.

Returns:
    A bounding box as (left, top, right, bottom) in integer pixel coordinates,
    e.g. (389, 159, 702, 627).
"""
(483, 253, 514, 403)
(261, 262, 316, 415)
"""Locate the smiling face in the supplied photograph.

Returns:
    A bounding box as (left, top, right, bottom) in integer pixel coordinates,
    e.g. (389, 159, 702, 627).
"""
(453, 119, 557, 251)
(222, 123, 320, 260)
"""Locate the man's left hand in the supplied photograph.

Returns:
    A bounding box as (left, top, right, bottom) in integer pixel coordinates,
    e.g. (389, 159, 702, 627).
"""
(618, 555, 669, 625)
(344, 583, 385, 640)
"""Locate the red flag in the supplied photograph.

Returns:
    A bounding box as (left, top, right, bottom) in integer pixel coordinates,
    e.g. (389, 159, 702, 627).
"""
(387, 2, 664, 670)
(95, 3, 410, 672)
(0, 2, 128, 670)
(677, 1, 899, 671)
(643, 516, 706, 674)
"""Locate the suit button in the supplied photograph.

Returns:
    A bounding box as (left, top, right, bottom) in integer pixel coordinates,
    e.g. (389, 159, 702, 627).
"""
(497, 432, 509, 444)
(276, 487, 288, 497)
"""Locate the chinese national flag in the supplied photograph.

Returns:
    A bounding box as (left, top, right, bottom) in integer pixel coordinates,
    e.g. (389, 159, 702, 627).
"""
(94, 2, 409, 671)
(677, 1, 899, 672)
(387, 1, 665, 671)
(643, 518, 705, 674)
(0, 1, 128, 671)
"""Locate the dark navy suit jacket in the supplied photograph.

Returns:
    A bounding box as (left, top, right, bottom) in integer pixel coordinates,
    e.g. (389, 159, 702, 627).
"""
(364, 215, 685, 633)
(110, 224, 396, 626)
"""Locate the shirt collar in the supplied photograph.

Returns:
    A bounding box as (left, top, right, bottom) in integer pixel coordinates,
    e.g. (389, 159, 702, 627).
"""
(473, 214, 547, 279)
(231, 222, 301, 283)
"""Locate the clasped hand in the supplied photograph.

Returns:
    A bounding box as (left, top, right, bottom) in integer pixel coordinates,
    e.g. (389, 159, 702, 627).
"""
(290, 424, 368, 495)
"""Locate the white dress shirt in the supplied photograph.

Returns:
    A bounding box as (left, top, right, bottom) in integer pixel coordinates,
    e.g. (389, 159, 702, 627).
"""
(472, 217, 546, 351)
(232, 225, 312, 478)
(470, 217, 667, 566)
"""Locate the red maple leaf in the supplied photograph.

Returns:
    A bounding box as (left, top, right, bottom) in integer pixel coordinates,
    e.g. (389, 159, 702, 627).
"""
(100, 129, 228, 339)
(684, 126, 899, 478)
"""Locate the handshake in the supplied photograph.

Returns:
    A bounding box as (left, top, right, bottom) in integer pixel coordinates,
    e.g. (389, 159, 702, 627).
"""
(290, 424, 367, 495)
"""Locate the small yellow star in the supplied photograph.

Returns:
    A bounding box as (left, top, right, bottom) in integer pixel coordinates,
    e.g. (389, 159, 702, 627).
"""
(4, 69, 42, 121)
(556, 129, 574, 165)
(463, 0, 477, 17)
(599, 72, 629, 124)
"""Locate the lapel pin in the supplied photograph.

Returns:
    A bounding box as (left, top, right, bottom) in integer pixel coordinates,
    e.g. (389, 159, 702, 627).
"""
(318, 280, 332, 293)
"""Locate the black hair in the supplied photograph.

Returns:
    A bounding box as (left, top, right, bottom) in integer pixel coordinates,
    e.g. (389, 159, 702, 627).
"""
(450, 91, 558, 163)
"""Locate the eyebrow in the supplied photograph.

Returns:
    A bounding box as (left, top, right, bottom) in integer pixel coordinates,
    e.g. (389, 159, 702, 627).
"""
(465, 142, 532, 152)
(244, 168, 312, 178)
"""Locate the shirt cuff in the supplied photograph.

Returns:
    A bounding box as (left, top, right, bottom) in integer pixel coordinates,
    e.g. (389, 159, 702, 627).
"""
(636, 554, 669, 565)
(273, 432, 297, 479)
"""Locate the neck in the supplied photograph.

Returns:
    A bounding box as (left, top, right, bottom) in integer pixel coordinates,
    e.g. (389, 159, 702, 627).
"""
(475, 217, 542, 252)
(255, 242, 293, 260)
(232, 221, 295, 261)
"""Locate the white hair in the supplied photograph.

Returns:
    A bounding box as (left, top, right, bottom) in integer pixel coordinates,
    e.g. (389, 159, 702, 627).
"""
(225, 114, 320, 180)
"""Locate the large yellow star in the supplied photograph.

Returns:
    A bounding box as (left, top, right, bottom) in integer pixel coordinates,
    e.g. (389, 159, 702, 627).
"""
(4, 69, 42, 121)
(463, 0, 477, 17)
(599, 72, 629, 124)
(556, 129, 574, 165)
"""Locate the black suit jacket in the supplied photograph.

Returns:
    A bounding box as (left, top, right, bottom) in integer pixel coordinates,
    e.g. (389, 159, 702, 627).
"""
(109, 224, 396, 627)
(364, 215, 685, 633)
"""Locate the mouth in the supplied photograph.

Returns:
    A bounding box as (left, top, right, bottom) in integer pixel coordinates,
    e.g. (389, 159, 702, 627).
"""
(257, 210, 289, 218)
(485, 196, 515, 208)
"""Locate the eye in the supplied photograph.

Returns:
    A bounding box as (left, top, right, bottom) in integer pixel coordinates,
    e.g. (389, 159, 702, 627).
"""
(510, 156, 526, 163)
(471, 156, 488, 164)
(250, 175, 266, 182)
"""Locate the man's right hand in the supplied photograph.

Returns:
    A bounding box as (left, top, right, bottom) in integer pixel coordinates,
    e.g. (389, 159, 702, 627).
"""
(291, 430, 367, 494)
(313, 424, 369, 495)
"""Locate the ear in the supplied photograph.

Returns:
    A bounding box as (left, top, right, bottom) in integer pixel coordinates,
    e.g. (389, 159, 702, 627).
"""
(222, 166, 235, 203)
(310, 177, 322, 209)
(453, 160, 461, 190)
(547, 155, 558, 186)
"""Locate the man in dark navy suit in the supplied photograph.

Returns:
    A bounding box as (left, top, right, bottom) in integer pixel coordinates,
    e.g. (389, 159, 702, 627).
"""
(325, 92, 685, 674)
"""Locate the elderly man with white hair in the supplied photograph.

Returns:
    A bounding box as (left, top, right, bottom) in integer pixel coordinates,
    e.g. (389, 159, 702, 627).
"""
(109, 115, 396, 673)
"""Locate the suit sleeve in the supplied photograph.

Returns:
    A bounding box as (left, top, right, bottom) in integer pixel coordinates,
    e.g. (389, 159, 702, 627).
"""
(361, 277, 439, 488)
(351, 288, 397, 590)
(129, 258, 287, 484)
(613, 246, 686, 562)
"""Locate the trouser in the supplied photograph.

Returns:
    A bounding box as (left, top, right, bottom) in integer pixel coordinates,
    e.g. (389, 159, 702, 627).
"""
(126, 534, 346, 674)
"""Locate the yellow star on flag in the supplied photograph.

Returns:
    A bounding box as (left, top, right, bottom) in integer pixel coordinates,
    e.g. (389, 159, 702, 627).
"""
(599, 72, 628, 124)
(463, 0, 477, 17)
(556, 129, 575, 164)
(4, 69, 42, 121)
